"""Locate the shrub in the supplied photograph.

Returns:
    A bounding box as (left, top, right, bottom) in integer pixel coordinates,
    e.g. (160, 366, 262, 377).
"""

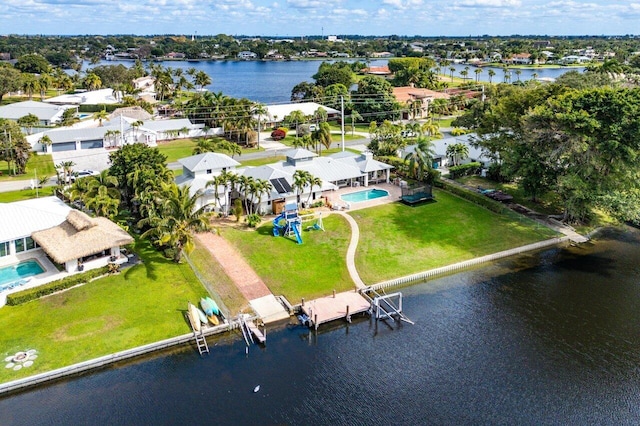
(245, 213, 262, 228)
(448, 162, 482, 179)
(311, 200, 325, 208)
(6, 266, 110, 306)
(450, 128, 470, 136)
(439, 180, 510, 214)
(487, 163, 508, 183)
(270, 128, 286, 141)
(233, 199, 243, 222)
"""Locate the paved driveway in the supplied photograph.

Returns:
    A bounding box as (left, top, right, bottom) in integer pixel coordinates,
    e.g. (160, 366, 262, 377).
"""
(52, 148, 112, 172)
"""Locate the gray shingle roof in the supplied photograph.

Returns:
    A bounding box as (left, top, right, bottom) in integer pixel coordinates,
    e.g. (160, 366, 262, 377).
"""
(178, 153, 240, 172)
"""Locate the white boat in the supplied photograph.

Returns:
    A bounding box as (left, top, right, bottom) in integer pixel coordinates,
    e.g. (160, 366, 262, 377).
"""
(187, 302, 201, 333)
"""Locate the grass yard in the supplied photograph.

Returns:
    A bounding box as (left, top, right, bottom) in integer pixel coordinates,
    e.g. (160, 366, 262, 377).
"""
(350, 189, 558, 283)
(0, 186, 56, 203)
(188, 237, 249, 315)
(0, 238, 207, 383)
(240, 156, 286, 167)
(0, 154, 56, 183)
(221, 214, 353, 302)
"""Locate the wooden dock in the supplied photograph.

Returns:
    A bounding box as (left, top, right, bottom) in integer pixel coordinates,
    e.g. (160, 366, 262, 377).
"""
(245, 320, 266, 344)
(300, 291, 371, 329)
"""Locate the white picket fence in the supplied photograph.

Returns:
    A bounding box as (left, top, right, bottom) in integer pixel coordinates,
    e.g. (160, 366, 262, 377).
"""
(368, 237, 570, 292)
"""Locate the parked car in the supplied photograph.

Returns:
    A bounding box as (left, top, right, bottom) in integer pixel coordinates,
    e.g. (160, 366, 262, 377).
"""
(70, 170, 99, 183)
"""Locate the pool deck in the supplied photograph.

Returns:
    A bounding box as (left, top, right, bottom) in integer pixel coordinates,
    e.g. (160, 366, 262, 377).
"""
(328, 183, 401, 212)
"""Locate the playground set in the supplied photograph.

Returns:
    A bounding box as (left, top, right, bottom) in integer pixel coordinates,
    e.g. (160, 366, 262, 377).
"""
(272, 203, 324, 244)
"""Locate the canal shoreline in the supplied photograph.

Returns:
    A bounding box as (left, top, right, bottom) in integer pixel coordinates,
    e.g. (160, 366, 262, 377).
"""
(0, 235, 577, 397)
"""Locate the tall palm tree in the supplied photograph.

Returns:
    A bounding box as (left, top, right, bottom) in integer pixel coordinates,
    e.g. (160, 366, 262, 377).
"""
(474, 68, 482, 82)
(194, 70, 212, 92)
(287, 109, 307, 141)
(292, 170, 311, 207)
(349, 110, 363, 136)
(487, 69, 496, 84)
(514, 69, 522, 82)
(449, 67, 456, 82)
(306, 175, 322, 207)
(421, 120, 440, 139)
(84, 73, 102, 91)
(39, 134, 52, 152)
(311, 122, 332, 155)
(446, 142, 469, 166)
(140, 183, 212, 263)
(56, 160, 76, 184)
(38, 73, 52, 101)
(22, 76, 38, 101)
(252, 103, 268, 149)
(251, 178, 272, 215)
(130, 120, 144, 142)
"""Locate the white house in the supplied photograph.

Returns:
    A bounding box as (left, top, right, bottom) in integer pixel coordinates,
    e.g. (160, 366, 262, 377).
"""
(264, 102, 340, 127)
(175, 152, 241, 212)
(0, 101, 74, 126)
(402, 134, 491, 169)
(237, 51, 257, 60)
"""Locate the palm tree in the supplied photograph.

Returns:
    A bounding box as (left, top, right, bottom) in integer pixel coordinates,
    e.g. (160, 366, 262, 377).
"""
(449, 67, 456, 82)
(404, 137, 435, 182)
(39, 134, 52, 152)
(22, 76, 38, 101)
(251, 178, 272, 215)
(85, 186, 120, 219)
(38, 73, 52, 101)
(292, 170, 311, 207)
(194, 70, 212, 92)
(205, 174, 227, 213)
(474, 68, 482, 83)
(446, 142, 469, 166)
(86, 170, 119, 200)
(421, 120, 440, 139)
(252, 103, 268, 149)
(93, 108, 109, 127)
(349, 110, 363, 136)
(140, 182, 212, 262)
(459, 69, 469, 81)
(487, 69, 496, 84)
(306, 175, 322, 207)
(514, 69, 522, 82)
(84, 73, 102, 91)
(311, 122, 332, 155)
(56, 161, 76, 184)
(286, 109, 306, 142)
(130, 120, 144, 142)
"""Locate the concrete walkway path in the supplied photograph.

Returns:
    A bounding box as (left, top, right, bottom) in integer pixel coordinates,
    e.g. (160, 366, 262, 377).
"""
(332, 211, 366, 289)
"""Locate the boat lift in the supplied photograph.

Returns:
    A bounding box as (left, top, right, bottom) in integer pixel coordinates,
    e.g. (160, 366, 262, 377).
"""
(364, 289, 414, 325)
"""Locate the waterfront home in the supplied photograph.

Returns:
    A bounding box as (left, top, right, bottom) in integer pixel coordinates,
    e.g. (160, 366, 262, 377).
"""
(175, 152, 241, 212)
(132, 76, 156, 101)
(393, 87, 451, 120)
(237, 51, 257, 60)
(0, 101, 75, 126)
(0, 196, 131, 274)
(44, 88, 120, 106)
(263, 102, 339, 127)
(175, 149, 393, 214)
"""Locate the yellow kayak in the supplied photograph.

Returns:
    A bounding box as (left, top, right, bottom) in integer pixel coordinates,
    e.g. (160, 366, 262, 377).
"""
(207, 314, 219, 326)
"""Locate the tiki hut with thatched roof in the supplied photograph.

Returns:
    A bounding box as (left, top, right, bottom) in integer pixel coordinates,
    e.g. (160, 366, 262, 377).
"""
(31, 210, 133, 273)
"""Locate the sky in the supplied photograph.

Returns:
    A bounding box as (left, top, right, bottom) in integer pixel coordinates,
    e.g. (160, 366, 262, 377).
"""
(1, 0, 639, 37)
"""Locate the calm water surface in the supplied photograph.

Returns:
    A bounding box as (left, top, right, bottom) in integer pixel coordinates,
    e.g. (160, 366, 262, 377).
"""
(84, 60, 582, 104)
(1, 228, 638, 425)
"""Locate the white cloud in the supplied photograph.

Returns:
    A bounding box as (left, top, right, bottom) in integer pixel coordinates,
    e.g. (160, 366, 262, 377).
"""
(457, 0, 521, 7)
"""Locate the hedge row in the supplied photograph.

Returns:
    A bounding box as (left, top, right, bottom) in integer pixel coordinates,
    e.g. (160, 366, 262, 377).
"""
(437, 180, 510, 215)
(6, 266, 110, 306)
(447, 162, 482, 179)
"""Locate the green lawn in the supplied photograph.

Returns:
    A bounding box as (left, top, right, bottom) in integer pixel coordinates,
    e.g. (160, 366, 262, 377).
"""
(0, 238, 207, 382)
(0, 186, 56, 203)
(157, 138, 263, 163)
(350, 189, 558, 283)
(240, 156, 286, 167)
(221, 214, 353, 302)
(0, 154, 56, 182)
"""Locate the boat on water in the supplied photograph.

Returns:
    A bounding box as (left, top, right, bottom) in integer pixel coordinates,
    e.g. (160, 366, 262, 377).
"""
(205, 296, 220, 316)
(187, 302, 201, 333)
(253, 385, 260, 393)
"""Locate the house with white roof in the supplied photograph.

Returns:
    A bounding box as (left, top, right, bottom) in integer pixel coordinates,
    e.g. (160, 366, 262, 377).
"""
(263, 102, 340, 127)
(174, 148, 393, 215)
(44, 88, 119, 106)
(0, 101, 75, 126)
(175, 152, 242, 211)
(402, 134, 491, 169)
(28, 116, 208, 153)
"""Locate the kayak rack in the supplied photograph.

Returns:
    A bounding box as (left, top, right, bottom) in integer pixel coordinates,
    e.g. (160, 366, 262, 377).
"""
(194, 331, 209, 355)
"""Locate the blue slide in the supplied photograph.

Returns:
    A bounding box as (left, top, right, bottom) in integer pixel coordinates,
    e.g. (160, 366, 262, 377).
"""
(292, 222, 303, 244)
(273, 213, 285, 236)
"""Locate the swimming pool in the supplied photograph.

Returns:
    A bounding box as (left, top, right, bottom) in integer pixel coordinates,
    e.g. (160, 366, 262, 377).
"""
(341, 188, 389, 203)
(0, 260, 44, 287)
(77, 113, 92, 120)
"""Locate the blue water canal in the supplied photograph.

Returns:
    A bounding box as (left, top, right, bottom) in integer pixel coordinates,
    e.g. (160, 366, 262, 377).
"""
(84, 59, 583, 104)
(1, 228, 639, 424)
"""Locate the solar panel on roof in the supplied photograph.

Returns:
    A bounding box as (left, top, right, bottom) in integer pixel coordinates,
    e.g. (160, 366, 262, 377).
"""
(270, 177, 291, 194)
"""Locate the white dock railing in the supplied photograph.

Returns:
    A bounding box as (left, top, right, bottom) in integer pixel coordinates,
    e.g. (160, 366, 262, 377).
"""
(367, 237, 570, 292)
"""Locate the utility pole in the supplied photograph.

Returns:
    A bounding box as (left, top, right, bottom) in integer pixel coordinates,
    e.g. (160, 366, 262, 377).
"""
(340, 95, 345, 152)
